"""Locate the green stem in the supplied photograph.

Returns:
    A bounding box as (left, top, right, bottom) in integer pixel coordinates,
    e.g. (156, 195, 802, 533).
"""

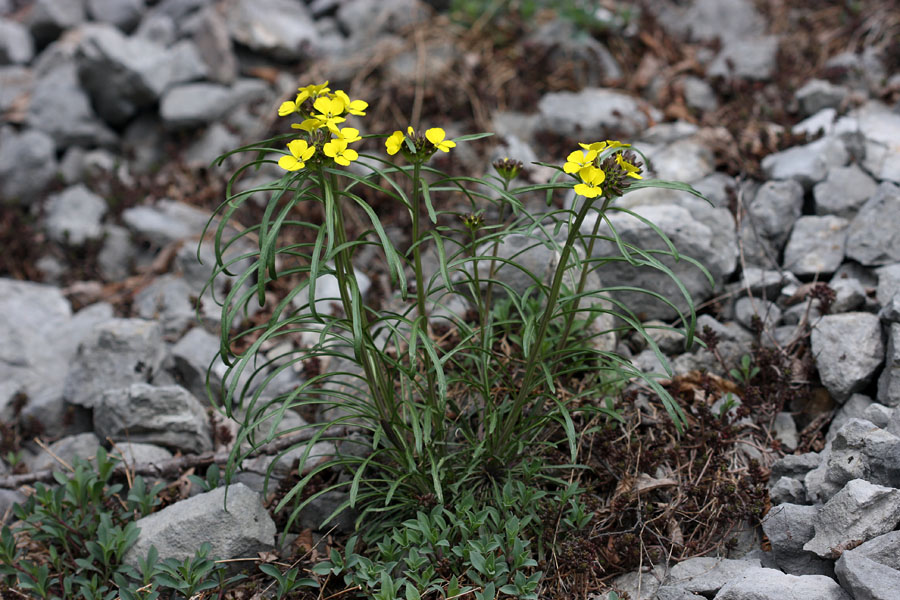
(322, 170, 403, 451)
(410, 162, 439, 412)
(553, 196, 613, 370)
(492, 194, 600, 452)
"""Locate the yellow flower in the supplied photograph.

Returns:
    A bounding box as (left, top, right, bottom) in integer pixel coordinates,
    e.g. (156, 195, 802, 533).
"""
(278, 139, 315, 172)
(312, 96, 346, 133)
(386, 130, 405, 155)
(323, 138, 358, 166)
(336, 127, 362, 144)
(573, 166, 606, 198)
(425, 127, 456, 153)
(616, 153, 643, 179)
(277, 100, 298, 117)
(578, 141, 607, 153)
(296, 81, 330, 104)
(293, 118, 324, 132)
(333, 90, 368, 116)
(578, 140, 630, 152)
(563, 148, 598, 174)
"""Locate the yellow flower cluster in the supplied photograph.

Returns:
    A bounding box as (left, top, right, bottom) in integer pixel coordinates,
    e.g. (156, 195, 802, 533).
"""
(564, 140, 642, 198)
(275, 81, 368, 172)
(385, 126, 456, 159)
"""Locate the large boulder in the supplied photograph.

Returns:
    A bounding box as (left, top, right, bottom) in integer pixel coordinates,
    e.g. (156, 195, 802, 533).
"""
(810, 312, 883, 403)
(94, 383, 213, 454)
(124, 483, 275, 566)
(64, 318, 167, 409)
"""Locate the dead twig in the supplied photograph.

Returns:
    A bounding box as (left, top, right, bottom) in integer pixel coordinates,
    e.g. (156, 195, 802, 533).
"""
(0, 426, 352, 490)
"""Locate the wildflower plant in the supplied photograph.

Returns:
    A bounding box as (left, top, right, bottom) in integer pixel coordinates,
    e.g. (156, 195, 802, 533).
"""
(205, 81, 709, 596)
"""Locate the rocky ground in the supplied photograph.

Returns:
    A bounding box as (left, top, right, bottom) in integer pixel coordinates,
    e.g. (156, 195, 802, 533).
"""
(1, 0, 900, 598)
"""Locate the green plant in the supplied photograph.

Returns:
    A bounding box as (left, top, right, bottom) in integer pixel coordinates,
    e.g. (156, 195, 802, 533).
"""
(259, 562, 319, 598)
(206, 80, 708, 596)
(730, 354, 760, 386)
(154, 542, 246, 597)
(186, 461, 222, 493)
(0, 449, 245, 598)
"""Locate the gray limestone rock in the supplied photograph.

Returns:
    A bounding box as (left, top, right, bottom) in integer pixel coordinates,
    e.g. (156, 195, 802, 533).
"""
(224, 0, 319, 60)
(170, 326, 247, 402)
(583, 201, 736, 321)
(740, 268, 795, 300)
(836, 550, 900, 600)
(796, 79, 848, 116)
(43, 184, 107, 246)
(771, 452, 822, 482)
(537, 88, 659, 139)
(159, 82, 233, 129)
(734, 296, 781, 331)
(0, 65, 32, 114)
(803, 479, 900, 558)
(846, 183, 900, 266)
(876, 264, 900, 306)
(27, 0, 86, 46)
(97, 224, 135, 281)
(774, 412, 798, 452)
(866, 403, 893, 430)
(762, 503, 832, 576)
(828, 394, 875, 441)
(769, 477, 806, 505)
(64, 318, 167, 409)
(878, 323, 900, 407)
(611, 565, 666, 600)
(335, 0, 429, 40)
(829, 276, 867, 313)
(0, 126, 57, 203)
(0, 18, 34, 64)
(655, 0, 765, 43)
(645, 139, 714, 183)
(708, 35, 779, 80)
(76, 24, 206, 125)
(745, 180, 804, 249)
(124, 483, 275, 566)
(26, 61, 117, 146)
(836, 101, 900, 184)
(823, 418, 900, 492)
(95, 383, 213, 454)
(813, 164, 879, 219)
(880, 293, 900, 322)
(133, 274, 198, 337)
(793, 108, 838, 136)
(833, 529, 900, 600)
(0, 280, 77, 430)
(110, 442, 173, 466)
(28, 432, 100, 472)
(810, 312, 884, 403)
(761, 137, 849, 190)
(681, 76, 718, 112)
(663, 556, 761, 596)
(782, 215, 849, 276)
(121, 199, 211, 246)
(242, 440, 333, 482)
(524, 18, 621, 87)
(86, 0, 145, 31)
(715, 568, 850, 599)
(183, 5, 236, 85)
(838, 529, 900, 568)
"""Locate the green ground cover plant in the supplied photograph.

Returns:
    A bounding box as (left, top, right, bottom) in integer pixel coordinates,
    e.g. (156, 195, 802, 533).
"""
(204, 81, 711, 598)
(0, 450, 246, 599)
